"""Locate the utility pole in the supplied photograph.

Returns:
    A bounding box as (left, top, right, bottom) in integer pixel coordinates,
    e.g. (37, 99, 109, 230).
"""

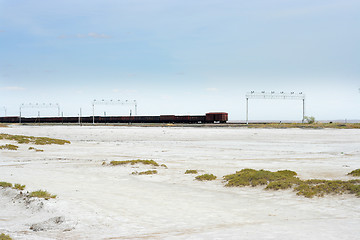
(79, 108, 82, 126)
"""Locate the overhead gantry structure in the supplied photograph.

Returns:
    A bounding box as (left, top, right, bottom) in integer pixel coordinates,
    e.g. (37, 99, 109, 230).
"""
(245, 91, 305, 124)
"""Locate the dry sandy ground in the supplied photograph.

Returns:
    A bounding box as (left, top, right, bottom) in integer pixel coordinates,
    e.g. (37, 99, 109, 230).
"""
(0, 125, 360, 240)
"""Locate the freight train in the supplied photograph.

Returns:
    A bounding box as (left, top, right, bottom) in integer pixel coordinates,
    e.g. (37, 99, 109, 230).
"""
(0, 112, 228, 124)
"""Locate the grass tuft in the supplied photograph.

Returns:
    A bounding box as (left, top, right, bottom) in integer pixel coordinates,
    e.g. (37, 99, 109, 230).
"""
(28, 147, 44, 152)
(348, 169, 360, 177)
(0, 233, 13, 240)
(185, 170, 198, 174)
(13, 183, 26, 190)
(0, 182, 13, 188)
(110, 159, 160, 167)
(195, 174, 217, 181)
(132, 170, 158, 175)
(0, 144, 18, 150)
(29, 190, 56, 200)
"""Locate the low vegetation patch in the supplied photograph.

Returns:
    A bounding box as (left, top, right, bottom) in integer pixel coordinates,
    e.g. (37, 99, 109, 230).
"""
(1, 181, 26, 190)
(132, 170, 158, 175)
(29, 190, 57, 200)
(185, 170, 198, 174)
(28, 147, 44, 152)
(13, 183, 26, 190)
(195, 174, 217, 181)
(246, 123, 360, 129)
(224, 169, 299, 187)
(0, 233, 12, 240)
(0, 123, 8, 128)
(0, 144, 18, 150)
(0, 133, 70, 145)
(0, 181, 12, 188)
(223, 169, 360, 198)
(110, 159, 160, 167)
(348, 169, 360, 177)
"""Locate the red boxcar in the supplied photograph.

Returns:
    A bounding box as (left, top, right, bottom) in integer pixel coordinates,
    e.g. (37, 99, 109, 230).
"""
(205, 112, 228, 123)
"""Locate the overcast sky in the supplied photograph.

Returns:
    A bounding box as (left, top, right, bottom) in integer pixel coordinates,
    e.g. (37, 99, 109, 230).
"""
(0, 0, 359, 121)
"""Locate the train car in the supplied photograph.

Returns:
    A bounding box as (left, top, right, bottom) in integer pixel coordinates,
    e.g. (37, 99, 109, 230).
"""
(205, 112, 228, 123)
(0, 116, 19, 123)
(160, 115, 176, 123)
(0, 112, 228, 124)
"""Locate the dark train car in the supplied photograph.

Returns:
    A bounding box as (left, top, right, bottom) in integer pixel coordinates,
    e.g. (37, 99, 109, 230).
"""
(0, 116, 19, 123)
(205, 112, 228, 123)
(174, 115, 190, 123)
(61, 117, 78, 123)
(189, 115, 206, 123)
(175, 115, 205, 123)
(133, 116, 161, 123)
(40, 117, 63, 123)
(0, 112, 228, 124)
(160, 115, 176, 123)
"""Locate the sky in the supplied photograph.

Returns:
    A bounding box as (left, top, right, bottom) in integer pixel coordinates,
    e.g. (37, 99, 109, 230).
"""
(0, 0, 359, 121)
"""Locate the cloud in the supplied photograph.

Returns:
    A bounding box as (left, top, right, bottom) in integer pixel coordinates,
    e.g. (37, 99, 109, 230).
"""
(0, 30, 5, 33)
(87, 32, 111, 39)
(58, 32, 112, 39)
(0, 86, 25, 91)
(205, 87, 218, 92)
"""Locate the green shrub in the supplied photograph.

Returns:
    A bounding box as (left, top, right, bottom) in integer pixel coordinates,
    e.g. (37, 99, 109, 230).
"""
(195, 174, 217, 181)
(29, 190, 56, 200)
(28, 147, 44, 152)
(223, 168, 360, 198)
(348, 169, 360, 177)
(0, 182, 12, 188)
(185, 170, 198, 174)
(0, 233, 12, 240)
(0, 144, 18, 150)
(33, 137, 70, 145)
(304, 116, 316, 124)
(348, 184, 360, 197)
(295, 180, 355, 198)
(13, 183, 26, 190)
(0, 133, 70, 145)
(295, 184, 317, 198)
(132, 170, 158, 175)
(265, 180, 293, 190)
(223, 169, 299, 187)
(110, 159, 160, 167)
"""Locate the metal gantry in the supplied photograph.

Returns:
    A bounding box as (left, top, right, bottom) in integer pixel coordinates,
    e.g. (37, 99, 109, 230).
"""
(92, 99, 137, 124)
(19, 103, 60, 123)
(245, 91, 305, 124)
(2, 107, 6, 117)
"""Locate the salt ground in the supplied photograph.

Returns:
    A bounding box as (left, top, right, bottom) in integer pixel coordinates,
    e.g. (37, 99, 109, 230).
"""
(0, 125, 360, 240)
